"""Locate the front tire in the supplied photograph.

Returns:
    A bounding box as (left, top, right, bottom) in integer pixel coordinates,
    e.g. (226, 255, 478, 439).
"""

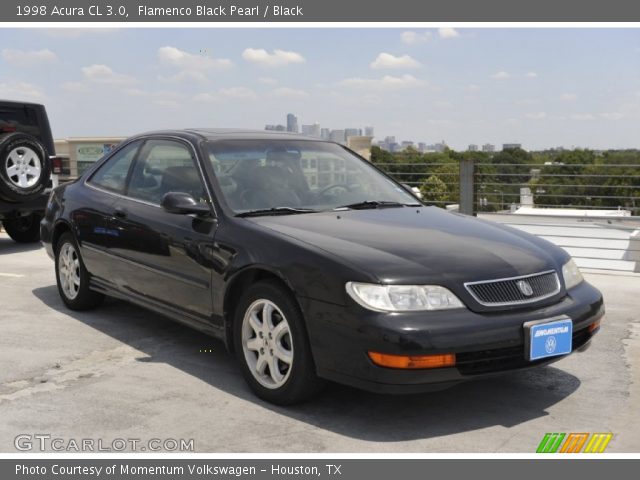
(54, 232, 104, 310)
(2, 213, 41, 243)
(234, 280, 325, 405)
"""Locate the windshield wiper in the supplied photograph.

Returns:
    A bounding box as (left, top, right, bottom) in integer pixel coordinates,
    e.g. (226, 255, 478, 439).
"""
(333, 200, 421, 210)
(236, 207, 319, 218)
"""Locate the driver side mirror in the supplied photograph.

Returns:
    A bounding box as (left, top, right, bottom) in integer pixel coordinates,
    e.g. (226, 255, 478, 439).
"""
(161, 192, 211, 216)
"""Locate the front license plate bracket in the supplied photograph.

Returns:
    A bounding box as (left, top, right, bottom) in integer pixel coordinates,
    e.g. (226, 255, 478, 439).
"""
(523, 316, 573, 361)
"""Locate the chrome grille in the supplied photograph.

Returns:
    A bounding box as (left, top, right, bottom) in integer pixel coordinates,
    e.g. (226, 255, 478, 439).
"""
(464, 270, 561, 307)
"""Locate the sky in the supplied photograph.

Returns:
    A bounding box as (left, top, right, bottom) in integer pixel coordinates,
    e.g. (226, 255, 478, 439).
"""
(0, 27, 639, 150)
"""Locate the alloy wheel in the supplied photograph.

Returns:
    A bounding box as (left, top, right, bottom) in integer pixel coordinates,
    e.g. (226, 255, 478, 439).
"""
(5, 146, 42, 188)
(241, 299, 294, 389)
(58, 243, 81, 300)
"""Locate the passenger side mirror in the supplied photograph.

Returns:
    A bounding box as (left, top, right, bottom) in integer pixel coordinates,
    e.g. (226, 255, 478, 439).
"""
(161, 192, 211, 216)
(401, 183, 423, 200)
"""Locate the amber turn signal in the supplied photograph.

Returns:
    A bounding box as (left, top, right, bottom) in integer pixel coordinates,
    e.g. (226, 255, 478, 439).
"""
(368, 351, 456, 369)
(588, 319, 602, 334)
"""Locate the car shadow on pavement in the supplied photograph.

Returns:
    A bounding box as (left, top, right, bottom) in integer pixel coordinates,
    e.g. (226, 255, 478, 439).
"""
(0, 235, 42, 255)
(32, 284, 582, 443)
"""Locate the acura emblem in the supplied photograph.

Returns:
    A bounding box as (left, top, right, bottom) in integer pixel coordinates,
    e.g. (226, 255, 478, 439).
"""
(517, 280, 534, 296)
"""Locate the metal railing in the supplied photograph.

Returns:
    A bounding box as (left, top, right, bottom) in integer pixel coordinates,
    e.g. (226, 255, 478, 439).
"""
(375, 159, 640, 216)
(375, 157, 640, 273)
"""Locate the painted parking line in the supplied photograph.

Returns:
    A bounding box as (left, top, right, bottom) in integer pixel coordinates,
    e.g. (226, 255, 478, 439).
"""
(0, 272, 25, 278)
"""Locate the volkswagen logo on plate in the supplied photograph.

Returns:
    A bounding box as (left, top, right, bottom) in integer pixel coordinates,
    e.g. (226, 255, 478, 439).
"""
(545, 335, 557, 354)
(517, 280, 534, 296)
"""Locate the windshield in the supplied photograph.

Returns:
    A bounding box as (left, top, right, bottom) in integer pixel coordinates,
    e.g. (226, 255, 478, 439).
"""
(207, 140, 419, 214)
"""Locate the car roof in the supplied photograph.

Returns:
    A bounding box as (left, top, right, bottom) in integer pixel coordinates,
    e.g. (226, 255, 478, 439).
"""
(132, 128, 323, 142)
(0, 99, 45, 108)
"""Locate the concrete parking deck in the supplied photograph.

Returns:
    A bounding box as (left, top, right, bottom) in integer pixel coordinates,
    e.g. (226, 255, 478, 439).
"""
(0, 231, 638, 453)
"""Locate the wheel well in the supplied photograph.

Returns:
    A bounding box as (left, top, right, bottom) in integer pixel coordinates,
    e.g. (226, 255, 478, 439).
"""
(223, 268, 292, 353)
(51, 222, 72, 252)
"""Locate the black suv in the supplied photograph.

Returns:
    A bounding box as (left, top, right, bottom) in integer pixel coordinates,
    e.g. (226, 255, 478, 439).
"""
(0, 100, 60, 243)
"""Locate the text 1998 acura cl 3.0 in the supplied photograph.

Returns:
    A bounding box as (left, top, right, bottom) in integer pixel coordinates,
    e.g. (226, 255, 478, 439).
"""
(41, 129, 604, 404)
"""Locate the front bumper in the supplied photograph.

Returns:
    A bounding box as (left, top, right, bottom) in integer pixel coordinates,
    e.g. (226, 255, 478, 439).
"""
(301, 280, 604, 394)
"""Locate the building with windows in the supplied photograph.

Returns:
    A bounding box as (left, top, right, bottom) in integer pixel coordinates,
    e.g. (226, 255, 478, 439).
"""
(503, 143, 522, 150)
(345, 128, 361, 139)
(286, 113, 299, 133)
(301, 123, 321, 137)
(482, 143, 496, 152)
(329, 129, 346, 144)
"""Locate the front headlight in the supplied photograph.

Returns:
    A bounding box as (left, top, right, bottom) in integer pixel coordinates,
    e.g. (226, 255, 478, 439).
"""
(562, 258, 584, 290)
(346, 282, 465, 312)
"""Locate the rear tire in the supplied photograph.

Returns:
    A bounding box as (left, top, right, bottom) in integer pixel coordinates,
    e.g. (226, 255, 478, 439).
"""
(0, 133, 51, 202)
(54, 232, 104, 310)
(234, 280, 325, 405)
(2, 213, 42, 243)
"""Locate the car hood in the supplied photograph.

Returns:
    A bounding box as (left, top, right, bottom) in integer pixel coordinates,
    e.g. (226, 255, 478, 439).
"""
(248, 206, 564, 285)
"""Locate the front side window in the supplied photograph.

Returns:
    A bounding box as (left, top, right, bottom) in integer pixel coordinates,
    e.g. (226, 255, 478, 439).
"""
(207, 140, 418, 213)
(88, 140, 141, 193)
(127, 139, 207, 205)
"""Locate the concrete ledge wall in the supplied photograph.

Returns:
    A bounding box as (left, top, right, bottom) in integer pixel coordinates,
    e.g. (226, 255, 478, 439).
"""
(481, 213, 640, 273)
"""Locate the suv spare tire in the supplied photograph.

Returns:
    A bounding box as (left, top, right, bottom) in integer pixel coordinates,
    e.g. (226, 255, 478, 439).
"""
(0, 132, 51, 202)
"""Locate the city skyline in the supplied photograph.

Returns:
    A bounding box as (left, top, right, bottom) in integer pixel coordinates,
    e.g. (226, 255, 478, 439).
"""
(0, 28, 638, 149)
(264, 113, 524, 153)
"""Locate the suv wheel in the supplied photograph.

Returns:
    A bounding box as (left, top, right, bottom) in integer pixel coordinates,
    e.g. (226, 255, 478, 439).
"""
(54, 232, 104, 310)
(0, 133, 51, 202)
(234, 280, 325, 405)
(2, 213, 41, 243)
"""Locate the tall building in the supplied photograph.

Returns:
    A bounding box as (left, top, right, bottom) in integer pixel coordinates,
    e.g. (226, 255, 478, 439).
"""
(502, 143, 522, 150)
(286, 113, 299, 133)
(468, 144, 479, 152)
(345, 128, 360, 139)
(301, 123, 321, 137)
(482, 143, 496, 152)
(384, 136, 396, 145)
(376, 141, 390, 151)
(427, 141, 447, 153)
(364, 126, 374, 137)
(418, 142, 427, 152)
(320, 128, 331, 140)
(330, 130, 346, 144)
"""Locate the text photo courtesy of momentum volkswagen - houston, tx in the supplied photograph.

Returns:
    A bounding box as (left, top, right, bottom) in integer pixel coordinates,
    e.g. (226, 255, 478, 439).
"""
(0, 0, 639, 478)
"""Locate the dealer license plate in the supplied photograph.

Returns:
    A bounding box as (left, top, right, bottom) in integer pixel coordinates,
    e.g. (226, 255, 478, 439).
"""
(525, 317, 573, 361)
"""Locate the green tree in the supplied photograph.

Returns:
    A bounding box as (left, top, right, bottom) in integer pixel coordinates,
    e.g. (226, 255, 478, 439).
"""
(420, 175, 449, 204)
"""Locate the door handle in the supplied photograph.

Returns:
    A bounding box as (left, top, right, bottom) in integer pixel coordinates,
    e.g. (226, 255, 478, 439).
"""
(113, 207, 127, 219)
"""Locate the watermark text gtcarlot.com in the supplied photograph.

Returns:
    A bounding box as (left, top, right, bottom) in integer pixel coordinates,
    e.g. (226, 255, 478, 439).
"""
(15, 434, 194, 452)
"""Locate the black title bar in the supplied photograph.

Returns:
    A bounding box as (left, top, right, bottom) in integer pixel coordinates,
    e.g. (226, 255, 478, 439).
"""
(1, 0, 640, 22)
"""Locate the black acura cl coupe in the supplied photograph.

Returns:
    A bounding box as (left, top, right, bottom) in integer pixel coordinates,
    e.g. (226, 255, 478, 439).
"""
(41, 129, 604, 404)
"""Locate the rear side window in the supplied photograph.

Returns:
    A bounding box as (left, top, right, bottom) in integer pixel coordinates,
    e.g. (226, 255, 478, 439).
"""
(127, 139, 206, 205)
(89, 141, 141, 193)
(0, 105, 39, 137)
